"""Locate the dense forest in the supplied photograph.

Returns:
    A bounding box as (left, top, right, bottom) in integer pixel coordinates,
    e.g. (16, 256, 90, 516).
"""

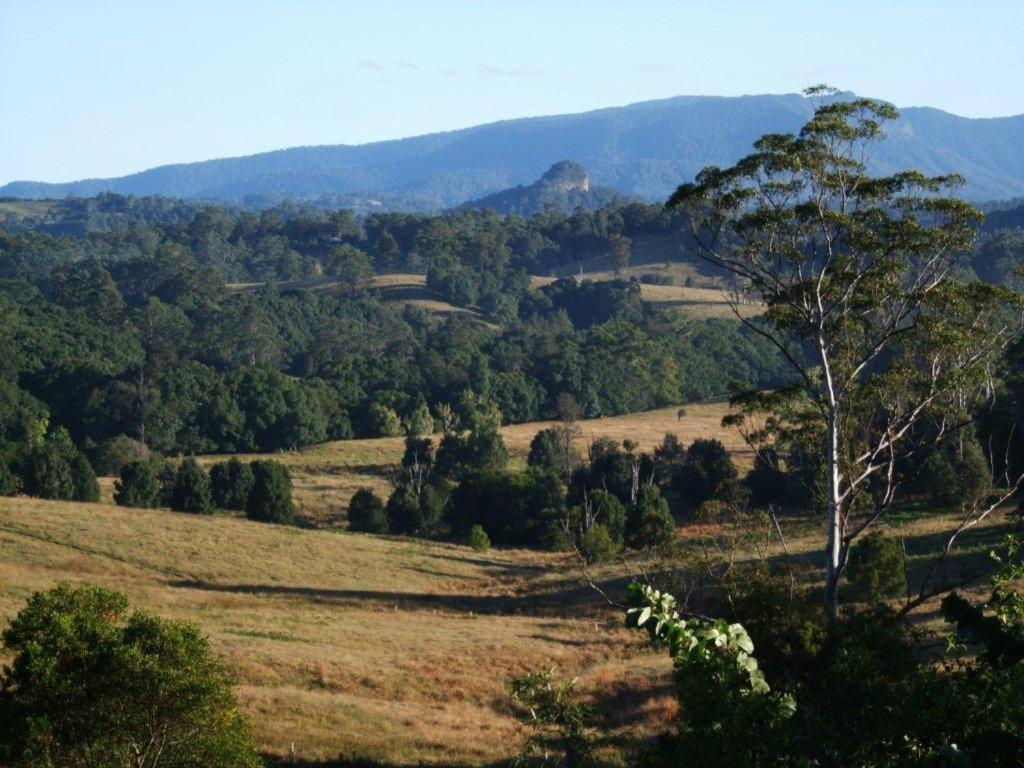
(0, 193, 800, 476)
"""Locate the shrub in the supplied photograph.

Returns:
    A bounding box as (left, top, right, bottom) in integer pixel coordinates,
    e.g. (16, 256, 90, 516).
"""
(0, 459, 16, 496)
(418, 480, 450, 530)
(347, 488, 388, 534)
(580, 522, 618, 564)
(209, 458, 254, 510)
(113, 460, 162, 508)
(403, 401, 435, 437)
(627, 485, 676, 548)
(588, 489, 626, 546)
(246, 460, 294, 524)
(0, 582, 260, 768)
(90, 434, 149, 476)
(169, 458, 213, 515)
(69, 452, 100, 502)
(467, 524, 490, 552)
(745, 448, 790, 508)
(693, 498, 728, 521)
(435, 427, 509, 478)
(528, 428, 574, 478)
(922, 436, 992, 509)
(447, 468, 565, 548)
(847, 531, 906, 603)
(157, 461, 177, 506)
(18, 432, 96, 501)
(386, 485, 424, 534)
(671, 438, 738, 509)
(367, 403, 403, 438)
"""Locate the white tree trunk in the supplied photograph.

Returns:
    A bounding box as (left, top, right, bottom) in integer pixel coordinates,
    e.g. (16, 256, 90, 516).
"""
(825, 405, 842, 618)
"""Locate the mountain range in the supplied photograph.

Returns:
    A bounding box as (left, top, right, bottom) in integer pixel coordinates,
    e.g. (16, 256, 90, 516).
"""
(4, 91, 1024, 209)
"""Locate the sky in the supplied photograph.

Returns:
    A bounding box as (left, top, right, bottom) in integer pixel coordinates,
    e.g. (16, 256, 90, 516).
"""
(3, 0, 1023, 185)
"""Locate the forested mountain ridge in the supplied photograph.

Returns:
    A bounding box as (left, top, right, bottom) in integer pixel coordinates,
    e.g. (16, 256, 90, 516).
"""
(4, 91, 1024, 206)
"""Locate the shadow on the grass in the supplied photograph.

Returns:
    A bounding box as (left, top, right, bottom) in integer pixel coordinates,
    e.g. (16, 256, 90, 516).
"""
(169, 574, 633, 616)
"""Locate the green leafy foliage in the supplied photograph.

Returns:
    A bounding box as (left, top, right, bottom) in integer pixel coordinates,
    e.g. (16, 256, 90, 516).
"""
(509, 668, 594, 768)
(245, 460, 294, 524)
(627, 485, 676, 548)
(169, 457, 213, 515)
(347, 488, 388, 534)
(625, 582, 795, 765)
(209, 457, 255, 511)
(847, 531, 907, 603)
(467, 523, 490, 552)
(113, 459, 163, 508)
(0, 582, 260, 768)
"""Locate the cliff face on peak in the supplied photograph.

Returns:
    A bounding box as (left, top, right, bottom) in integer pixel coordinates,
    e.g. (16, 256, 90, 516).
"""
(538, 160, 590, 192)
(458, 160, 620, 215)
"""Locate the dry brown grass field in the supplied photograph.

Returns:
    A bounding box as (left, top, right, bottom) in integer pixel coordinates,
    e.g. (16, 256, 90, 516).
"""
(0, 496, 669, 765)
(1, 492, 1012, 765)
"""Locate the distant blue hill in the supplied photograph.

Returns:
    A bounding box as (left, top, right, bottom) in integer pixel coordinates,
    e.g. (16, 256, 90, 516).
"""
(4, 92, 1024, 208)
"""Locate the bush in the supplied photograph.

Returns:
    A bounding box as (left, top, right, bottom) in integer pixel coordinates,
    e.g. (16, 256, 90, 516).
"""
(113, 460, 162, 508)
(693, 498, 728, 521)
(580, 523, 618, 564)
(527, 428, 574, 478)
(69, 452, 100, 502)
(922, 436, 992, 509)
(169, 458, 213, 515)
(347, 488, 388, 534)
(627, 485, 676, 548)
(157, 461, 177, 506)
(19, 432, 97, 502)
(467, 524, 490, 552)
(745, 448, 790, 508)
(671, 438, 738, 509)
(589, 489, 626, 546)
(447, 468, 565, 548)
(0, 459, 16, 496)
(847, 531, 906, 603)
(0, 582, 260, 768)
(90, 434, 149, 476)
(386, 485, 424, 534)
(418, 480, 450, 530)
(367, 403, 403, 437)
(435, 427, 509, 479)
(246, 460, 294, 524)
(209, 458, 254, 510)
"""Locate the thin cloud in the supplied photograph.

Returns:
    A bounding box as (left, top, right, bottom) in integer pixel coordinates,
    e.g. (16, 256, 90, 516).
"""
(472, 64, 547, 77)
(356, 60, 419, 72)
(627, 62, 681, 74)
(780, 64, 851, 79)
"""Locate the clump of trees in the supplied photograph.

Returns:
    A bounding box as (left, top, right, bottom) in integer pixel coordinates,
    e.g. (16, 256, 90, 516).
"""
(113, 455, 294, 523)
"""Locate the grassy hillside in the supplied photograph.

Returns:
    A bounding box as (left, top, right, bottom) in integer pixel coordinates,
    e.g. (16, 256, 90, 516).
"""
(0, 497, 666, 765)
(2, 490, 1013, 764)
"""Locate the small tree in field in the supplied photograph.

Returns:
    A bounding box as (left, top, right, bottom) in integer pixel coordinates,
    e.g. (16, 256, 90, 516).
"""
(114, 459, 162, 508)
(246, 460, 294, 524)
(670, 88, 1024, 615)
(209, 457, 255, 511)
(0, 582, 260, 768)
(169, 458, 213, 515)
(347, 488, 388, 533)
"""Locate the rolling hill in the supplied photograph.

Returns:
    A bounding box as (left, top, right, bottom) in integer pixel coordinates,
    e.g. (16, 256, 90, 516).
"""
(4, 92, 1024, 207)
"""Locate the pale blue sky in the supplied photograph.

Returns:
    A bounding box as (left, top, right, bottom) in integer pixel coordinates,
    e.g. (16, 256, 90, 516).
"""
(3, 0, 1023, 184)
